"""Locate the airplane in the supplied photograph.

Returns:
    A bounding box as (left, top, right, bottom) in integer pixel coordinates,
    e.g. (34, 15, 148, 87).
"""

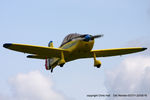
(3, 33, 147, 73)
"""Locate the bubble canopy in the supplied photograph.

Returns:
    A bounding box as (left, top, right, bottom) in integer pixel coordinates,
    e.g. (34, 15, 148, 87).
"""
(60, 33, 83, 47)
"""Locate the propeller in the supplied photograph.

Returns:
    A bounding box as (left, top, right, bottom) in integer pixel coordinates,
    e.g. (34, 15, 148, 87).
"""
(91, 34, 104, 39)
(82, 34, 104, 41)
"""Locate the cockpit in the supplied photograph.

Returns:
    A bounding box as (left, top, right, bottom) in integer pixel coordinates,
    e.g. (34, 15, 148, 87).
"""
(60, 33, 82, 47)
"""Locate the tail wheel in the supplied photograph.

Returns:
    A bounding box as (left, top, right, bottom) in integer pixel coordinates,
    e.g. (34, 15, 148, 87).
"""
(51, 68, 53, 73)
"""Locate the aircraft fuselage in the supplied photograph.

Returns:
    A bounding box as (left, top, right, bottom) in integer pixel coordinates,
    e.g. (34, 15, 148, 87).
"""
(49, 39, 94, 67)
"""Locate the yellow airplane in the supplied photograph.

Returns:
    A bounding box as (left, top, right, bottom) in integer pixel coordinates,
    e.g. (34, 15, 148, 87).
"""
(3, 33, 147, 72)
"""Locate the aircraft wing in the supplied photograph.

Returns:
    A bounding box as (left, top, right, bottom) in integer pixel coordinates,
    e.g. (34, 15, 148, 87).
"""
(91, 47, 147, 57)
(3, 43, 69, 58)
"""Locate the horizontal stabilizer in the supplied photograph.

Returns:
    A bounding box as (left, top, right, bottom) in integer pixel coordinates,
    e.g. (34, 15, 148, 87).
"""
(27, 55, 47, 59)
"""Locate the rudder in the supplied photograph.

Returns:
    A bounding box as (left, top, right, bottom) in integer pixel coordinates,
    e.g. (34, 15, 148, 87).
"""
(45, 41, 54, 70)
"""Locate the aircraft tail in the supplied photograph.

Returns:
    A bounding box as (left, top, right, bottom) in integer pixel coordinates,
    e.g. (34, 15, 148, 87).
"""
(45, 41, 54, 70)
(48, 41, 53, 47)
(45, 57, 51, 70)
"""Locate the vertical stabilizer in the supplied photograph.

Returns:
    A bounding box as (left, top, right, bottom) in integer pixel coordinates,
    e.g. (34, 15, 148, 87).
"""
(45, 57, 51, 70)
(45, 41, 54, 70)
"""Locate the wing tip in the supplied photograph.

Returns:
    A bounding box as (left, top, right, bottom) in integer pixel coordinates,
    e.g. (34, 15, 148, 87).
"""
(142, 47, 147, 51)
(27, 55, 32, 58)
(3, 43, 12, 48)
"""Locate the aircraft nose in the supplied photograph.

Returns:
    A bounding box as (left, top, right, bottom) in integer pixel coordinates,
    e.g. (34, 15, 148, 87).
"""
(84, 35, 91, 41)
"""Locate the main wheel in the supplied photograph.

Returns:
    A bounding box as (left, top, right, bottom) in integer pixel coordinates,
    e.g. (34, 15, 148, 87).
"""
(96, 64, 101, 68)
(60, 64, 64, 67)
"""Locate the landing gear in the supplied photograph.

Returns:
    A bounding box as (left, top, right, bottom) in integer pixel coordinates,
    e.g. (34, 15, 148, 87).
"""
(49, 66, 51, 69)
(93, 52, 101, 68)
(60, 64, 64, 67)
(51, 68, 53, 73)
(96, 64, 101, 68)
(58, 51, 66, 67)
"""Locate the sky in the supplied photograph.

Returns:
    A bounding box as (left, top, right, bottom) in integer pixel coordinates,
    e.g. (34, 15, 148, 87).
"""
(0, 0, 150, 100)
